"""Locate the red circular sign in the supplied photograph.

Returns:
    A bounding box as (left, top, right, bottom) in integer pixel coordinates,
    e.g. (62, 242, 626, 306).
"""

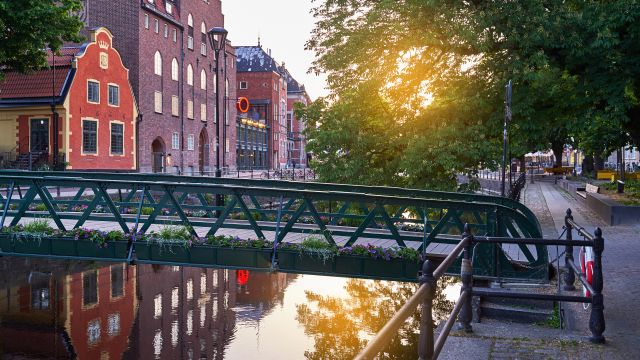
(236, 97, 250, 113)
(236, 270, 249, 285)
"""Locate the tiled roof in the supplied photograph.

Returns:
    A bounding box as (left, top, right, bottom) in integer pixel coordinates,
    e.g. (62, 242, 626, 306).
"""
(0, 48, 79, 100)
(235, 46, 280, 73)
(280, 67, 304, 94)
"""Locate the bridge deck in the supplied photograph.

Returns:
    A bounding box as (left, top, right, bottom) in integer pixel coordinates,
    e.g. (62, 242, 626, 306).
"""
(3, 216, 535, 262)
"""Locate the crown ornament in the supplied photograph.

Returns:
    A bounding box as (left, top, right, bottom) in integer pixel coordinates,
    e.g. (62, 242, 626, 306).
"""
(98, 40, 109, 50)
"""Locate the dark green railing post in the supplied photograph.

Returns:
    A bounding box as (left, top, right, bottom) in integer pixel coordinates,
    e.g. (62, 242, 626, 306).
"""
(563, 209, 576, 291)
(0, 181, 14, 229)
(458, 224, 473, 332)
(589, 227, 606, 343)
(418, 260, 436, 360)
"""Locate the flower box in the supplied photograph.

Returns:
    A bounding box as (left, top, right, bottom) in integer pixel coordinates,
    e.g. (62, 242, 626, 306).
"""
(134, 241, 190, 263)
(214, 247, 273, 269)
(334, 256, 421, 280)
(277, 249, 335, 273)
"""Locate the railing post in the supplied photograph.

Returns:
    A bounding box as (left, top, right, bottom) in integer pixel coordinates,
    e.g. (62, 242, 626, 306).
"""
(458, 224, 473, 332)
(589, 227, 606, 343)
(418, 260, 436, 360)
(29, 152, 32, 171)
(563, 208, 576, 291)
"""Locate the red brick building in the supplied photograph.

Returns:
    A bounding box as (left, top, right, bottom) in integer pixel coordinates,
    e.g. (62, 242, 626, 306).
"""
(236, 45, 288, 169)
(0, 27, 138, 171)
(282, 69, 311, 168)
(80, 0, 237, 174)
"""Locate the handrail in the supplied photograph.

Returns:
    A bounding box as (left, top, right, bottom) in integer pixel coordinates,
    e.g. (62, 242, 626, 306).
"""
(358, 207, 606, 359)
(355, 231, 473, 359)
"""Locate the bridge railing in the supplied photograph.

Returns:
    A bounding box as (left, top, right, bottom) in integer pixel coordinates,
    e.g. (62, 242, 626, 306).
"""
(0, 172, 547, 279)
(356, 209, 605, 359)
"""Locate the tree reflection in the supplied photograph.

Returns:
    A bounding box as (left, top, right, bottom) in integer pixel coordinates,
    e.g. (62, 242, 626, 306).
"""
(296, 277, 456, 359)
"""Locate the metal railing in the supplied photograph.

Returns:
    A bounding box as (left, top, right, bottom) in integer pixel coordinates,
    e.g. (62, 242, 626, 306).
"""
(0, 171, 548, 279)
(357, 208, 605, 359)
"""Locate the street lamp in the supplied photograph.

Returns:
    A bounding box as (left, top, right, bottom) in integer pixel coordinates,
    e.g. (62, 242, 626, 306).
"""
(501, 80, 512, 197)
(208, 26, 228, 215)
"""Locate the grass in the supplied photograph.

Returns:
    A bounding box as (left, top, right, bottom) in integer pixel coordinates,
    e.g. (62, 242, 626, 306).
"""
(23, 219, 54, 234)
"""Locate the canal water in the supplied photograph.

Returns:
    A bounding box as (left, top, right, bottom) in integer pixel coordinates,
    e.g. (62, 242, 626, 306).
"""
(0, 258, 458, 359)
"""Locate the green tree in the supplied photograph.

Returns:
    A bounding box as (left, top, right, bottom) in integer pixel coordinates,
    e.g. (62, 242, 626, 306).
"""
(303, 0, 640, 185)
(0, 0, 83, 77)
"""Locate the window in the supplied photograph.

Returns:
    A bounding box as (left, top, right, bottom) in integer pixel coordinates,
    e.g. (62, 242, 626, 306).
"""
(187, 134, 194, 150)
(154, 91, 162, 113)
(239, 81, 247, 89)
(154, 19, 159, 33)
(173, 28, 177, 42)
(171, 95, 179, 116)
(87, 80, 99, 103)
(187, 14, 194, 50)
(164, 24, 168, 38)
(87, 319, 101, 344)
(154, 294, 162, 319)
(171, 58, 178, 81)
(200, 103, 206, 122)
(144, 14, 149, 29)
(172, 132, 179, 150)
(187, 100, 194, 119)
(200, 22, 207, 55)
(226, 139, 230, 153)
(83, 270, 98, 306)
(111, 265, 124, 297)
(187, 279, 193, 300)
(166, 1, 172, 14)
(200, 69, 206, 90)
(110, 123, 124, 155)
(154, 51, 162, 76)
(187, 64, 193, 85)
(108, 84, 119, 106)
(82, 120, 98, 154)
(108, 313, 120, 337)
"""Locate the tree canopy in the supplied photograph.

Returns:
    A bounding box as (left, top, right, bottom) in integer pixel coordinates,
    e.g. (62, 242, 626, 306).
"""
(0, 0, 83, 77)
(302, 0, 640, 188)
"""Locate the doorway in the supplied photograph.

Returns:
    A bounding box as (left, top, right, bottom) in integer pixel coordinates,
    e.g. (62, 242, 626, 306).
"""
(199, 129, 209, 175)
(30, 119, 49, 153)
(151, 137, 165, 173)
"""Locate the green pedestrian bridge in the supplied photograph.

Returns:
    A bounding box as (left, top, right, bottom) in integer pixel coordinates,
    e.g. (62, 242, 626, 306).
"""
(0, 171, 548, 282)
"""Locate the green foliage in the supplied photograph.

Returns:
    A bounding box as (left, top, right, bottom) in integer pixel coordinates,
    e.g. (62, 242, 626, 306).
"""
(34, 203, 47, 212)
(22, 219, 54, 234)
(141, 207, 155, 215)
(0, 0, 84, 78)
(304, 0, 640, 184)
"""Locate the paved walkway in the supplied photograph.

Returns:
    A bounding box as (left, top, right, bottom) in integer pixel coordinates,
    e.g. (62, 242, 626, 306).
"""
(439, 179, 639, 359)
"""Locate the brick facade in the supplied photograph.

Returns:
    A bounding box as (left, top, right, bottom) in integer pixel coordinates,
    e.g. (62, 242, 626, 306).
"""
(83, 0, 237, 174)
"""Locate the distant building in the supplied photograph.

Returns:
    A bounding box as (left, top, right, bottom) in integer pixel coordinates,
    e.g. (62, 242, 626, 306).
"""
(281, 68, 311, 168)
(0, 27, 138, 171)
(79, 0, 237, 174)
(235, 45, 311, 169)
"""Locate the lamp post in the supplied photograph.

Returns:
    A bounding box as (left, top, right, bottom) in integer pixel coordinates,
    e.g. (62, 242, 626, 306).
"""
(208, 26, 228, 215)
(501, 80, 512, 197)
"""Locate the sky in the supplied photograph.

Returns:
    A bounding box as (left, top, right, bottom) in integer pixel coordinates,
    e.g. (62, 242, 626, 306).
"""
(222, 0, 328, 100)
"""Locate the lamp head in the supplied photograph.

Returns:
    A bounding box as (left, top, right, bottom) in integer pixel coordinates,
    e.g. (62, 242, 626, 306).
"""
(207, 27, 228, 52)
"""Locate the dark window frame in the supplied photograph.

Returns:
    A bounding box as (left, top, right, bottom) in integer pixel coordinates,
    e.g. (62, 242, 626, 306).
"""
(82, 120, 98, 154)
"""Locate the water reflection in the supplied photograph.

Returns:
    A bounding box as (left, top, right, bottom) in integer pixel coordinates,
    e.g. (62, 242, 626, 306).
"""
(0, 257, 455, 359)
(296, 278, 456, 359)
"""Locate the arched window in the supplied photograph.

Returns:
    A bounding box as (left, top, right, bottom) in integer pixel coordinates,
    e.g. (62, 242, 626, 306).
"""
(200, 22, 207, 55)
(154, 51, 162, 76)
(200, 69, 206, 90)
(187, 14, 194, 50)
(187, 64, 193, 86)
(171, 58, 178, 81)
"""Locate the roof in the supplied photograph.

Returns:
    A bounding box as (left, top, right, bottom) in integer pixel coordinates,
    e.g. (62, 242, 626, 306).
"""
(0, 47, 80, 101)
(235, 46, 280, 73)
(280, 67, 305, 94)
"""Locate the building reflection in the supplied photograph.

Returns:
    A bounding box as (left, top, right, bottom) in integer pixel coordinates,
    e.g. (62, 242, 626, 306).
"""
(0, 258, 137, 359)
(0, 258, 299, 359)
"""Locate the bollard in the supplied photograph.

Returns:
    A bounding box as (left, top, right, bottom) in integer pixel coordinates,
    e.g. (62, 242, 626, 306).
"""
(563, 209, 576, 291)
(589, 227, 606, 343)
(418, 260, 436, 360)
(458, 224, 473, 332)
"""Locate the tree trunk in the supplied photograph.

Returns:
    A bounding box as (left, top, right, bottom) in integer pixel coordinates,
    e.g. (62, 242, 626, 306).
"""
(594, 154, 604, 171)
(551, 141, 564, 168)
